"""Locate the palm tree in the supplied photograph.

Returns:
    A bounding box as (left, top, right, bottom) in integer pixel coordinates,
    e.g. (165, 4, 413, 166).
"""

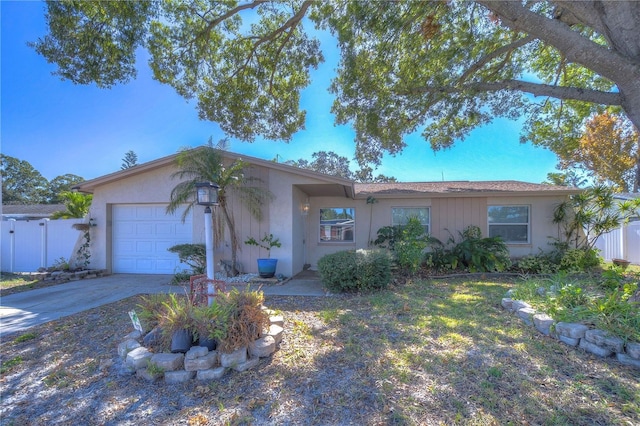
(51, 191, 92, 219)
(166, 139, 273, 276)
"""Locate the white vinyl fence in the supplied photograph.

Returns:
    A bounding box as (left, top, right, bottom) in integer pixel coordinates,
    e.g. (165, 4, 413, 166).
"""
(594, 220, 640, 265)
(1, 219, 84, 273)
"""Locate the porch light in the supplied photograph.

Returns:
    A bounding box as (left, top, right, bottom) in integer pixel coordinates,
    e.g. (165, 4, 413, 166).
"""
(301, 200, 310, 216)
(195, 182, 220, 206)
(195, 182, 220, 305)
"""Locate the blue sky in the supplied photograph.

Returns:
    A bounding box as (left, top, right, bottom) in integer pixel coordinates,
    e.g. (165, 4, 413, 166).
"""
(1, 1, 559, 183)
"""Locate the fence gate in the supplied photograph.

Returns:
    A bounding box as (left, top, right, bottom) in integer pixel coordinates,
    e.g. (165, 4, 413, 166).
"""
(1, 219, 83, 273)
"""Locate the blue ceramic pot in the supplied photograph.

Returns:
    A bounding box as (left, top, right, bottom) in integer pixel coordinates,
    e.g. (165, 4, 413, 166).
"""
(257, 258, 278, 278)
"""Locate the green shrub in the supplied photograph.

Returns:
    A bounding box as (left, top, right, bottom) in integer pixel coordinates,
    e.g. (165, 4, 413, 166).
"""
(558, 248, 601, 272)
(431, 226, 511, 272)
(318, 249, 392, 293)
(167, 244, 206, 274)
(514, 255, 559, 274)
(374, 218, 430, 274)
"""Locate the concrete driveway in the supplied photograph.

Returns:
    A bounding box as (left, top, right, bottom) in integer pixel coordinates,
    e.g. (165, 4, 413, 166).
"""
(0, 273, 326, 336)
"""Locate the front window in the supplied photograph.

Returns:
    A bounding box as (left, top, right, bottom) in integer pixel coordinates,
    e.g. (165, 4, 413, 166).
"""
(488, 205, 530, 243)
(320, 208, 355, 242)
(392, 207, 430, 234)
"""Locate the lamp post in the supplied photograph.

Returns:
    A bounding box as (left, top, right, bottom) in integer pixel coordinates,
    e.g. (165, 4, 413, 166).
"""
(195, 182, 220, 305)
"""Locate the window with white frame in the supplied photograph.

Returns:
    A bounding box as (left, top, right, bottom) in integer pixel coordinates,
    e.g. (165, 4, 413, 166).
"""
(391, 207, 430, 234)
(320, 208, 355, 242)
(488, 205, 530, 243)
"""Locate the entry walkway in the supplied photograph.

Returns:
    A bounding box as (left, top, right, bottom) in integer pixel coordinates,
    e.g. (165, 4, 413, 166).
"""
(0, 272, 326, 336)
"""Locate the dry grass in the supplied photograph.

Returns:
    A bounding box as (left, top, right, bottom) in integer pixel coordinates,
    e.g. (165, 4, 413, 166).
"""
(1, 276, 639, 425)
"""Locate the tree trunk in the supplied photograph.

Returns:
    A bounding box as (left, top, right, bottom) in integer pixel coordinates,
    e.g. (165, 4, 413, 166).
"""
(479, 1, 640, 139)
(220, 200, 240, 277)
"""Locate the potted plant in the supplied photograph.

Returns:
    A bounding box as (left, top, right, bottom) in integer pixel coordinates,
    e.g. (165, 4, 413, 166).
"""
(245, 233, 281, 278)
(190, 302, 230, 351)
(159, 294, 195, 353)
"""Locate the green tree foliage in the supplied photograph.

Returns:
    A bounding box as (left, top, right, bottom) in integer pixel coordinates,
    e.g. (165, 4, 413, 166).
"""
(121, 150, 138, 170)
(31, 1, 640, 168)
(166, 139, 274, 276)
(289, 151, 396, 182)
(50, 191, 93, 219)
(46, 174, 85, 203)
(553, 185, 640, 250)
(1, 154, 49, 204)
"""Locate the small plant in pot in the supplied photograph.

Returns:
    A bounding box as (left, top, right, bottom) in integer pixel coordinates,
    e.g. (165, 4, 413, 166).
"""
(245, 233, 281, 278)
(159, 294, 195, 353)
(190, 302, 230, 351)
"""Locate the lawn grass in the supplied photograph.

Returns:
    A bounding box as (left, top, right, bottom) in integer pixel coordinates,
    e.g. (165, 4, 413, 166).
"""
(0, 272, 40, 294)
(1, 276, 638, 425)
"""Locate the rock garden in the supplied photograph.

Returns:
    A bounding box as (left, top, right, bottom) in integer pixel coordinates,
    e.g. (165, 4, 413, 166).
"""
(116, 287, 284, 384)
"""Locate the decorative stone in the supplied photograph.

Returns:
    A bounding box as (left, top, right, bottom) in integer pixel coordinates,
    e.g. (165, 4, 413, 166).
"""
(616, 353, 640, 369)
(269, 315, 284, 327)
(249, 335, 276, 358)
(511, 300, 531, 312)
(137, 367, 162, 381)
(533, 313, 554, 336)
(625, 342, 640, 359)
(536, 287, 546, 296)
(505, 289, 515, 298)
(268, 324, 284, 345)
(185, 351, 218, 371)
(185, 346, 209, 360)
(220, 347, 248, 368)
(165, 370, 196, 384)
(118, 339, 140, 358)
(125, 330, 142, 340)
(143, 327, 163, 347)
(197, 367, 226, 381)
(150, 353, 184, 372)
(584, 329, 624, 353)
(501, 298, 513, 311)
(233, 357, 260, 372)
(517, 307, 536, 326)
(579, 339, 613, 357)
(555, 322, 589, 339)
(558, 335, 580, 347)
(126, 347, 153, 369)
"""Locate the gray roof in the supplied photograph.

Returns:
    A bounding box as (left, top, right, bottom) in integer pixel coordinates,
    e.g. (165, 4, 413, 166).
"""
(354, 181, 580, 198)
(1, 204, 66, 219)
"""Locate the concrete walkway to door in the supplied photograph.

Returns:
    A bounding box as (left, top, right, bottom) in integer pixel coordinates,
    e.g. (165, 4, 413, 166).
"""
(0, 272, 326, 336)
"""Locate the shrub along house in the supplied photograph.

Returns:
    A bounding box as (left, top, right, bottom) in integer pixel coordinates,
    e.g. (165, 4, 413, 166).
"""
(73, 148, 581, 278)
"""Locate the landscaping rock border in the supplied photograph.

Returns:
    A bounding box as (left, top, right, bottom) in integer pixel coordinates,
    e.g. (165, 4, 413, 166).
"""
(26, 269, 110, 283)
(501, 296, 640, 369)
(116, 308, 284, 384)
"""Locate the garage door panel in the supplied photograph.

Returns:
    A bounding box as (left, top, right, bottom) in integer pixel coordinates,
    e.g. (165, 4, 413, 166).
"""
(155, 223, 174, 235)
(136, 223, 154, 235)
(113, 204, 192, 274)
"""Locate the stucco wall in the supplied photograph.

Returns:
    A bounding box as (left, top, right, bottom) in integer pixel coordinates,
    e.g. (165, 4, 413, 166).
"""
(88, 164, 187, 272)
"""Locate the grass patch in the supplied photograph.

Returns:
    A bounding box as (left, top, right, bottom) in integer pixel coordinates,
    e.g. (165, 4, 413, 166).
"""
(0, 272, 39, 293)
(1, 356, 23, 374)
(13, 332, 37, 343)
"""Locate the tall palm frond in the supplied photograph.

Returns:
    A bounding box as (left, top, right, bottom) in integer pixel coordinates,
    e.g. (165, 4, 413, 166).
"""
(166, 139, 274, 276)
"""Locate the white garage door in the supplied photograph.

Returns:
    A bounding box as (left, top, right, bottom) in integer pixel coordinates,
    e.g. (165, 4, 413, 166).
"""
(112, 204, 192, 274)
